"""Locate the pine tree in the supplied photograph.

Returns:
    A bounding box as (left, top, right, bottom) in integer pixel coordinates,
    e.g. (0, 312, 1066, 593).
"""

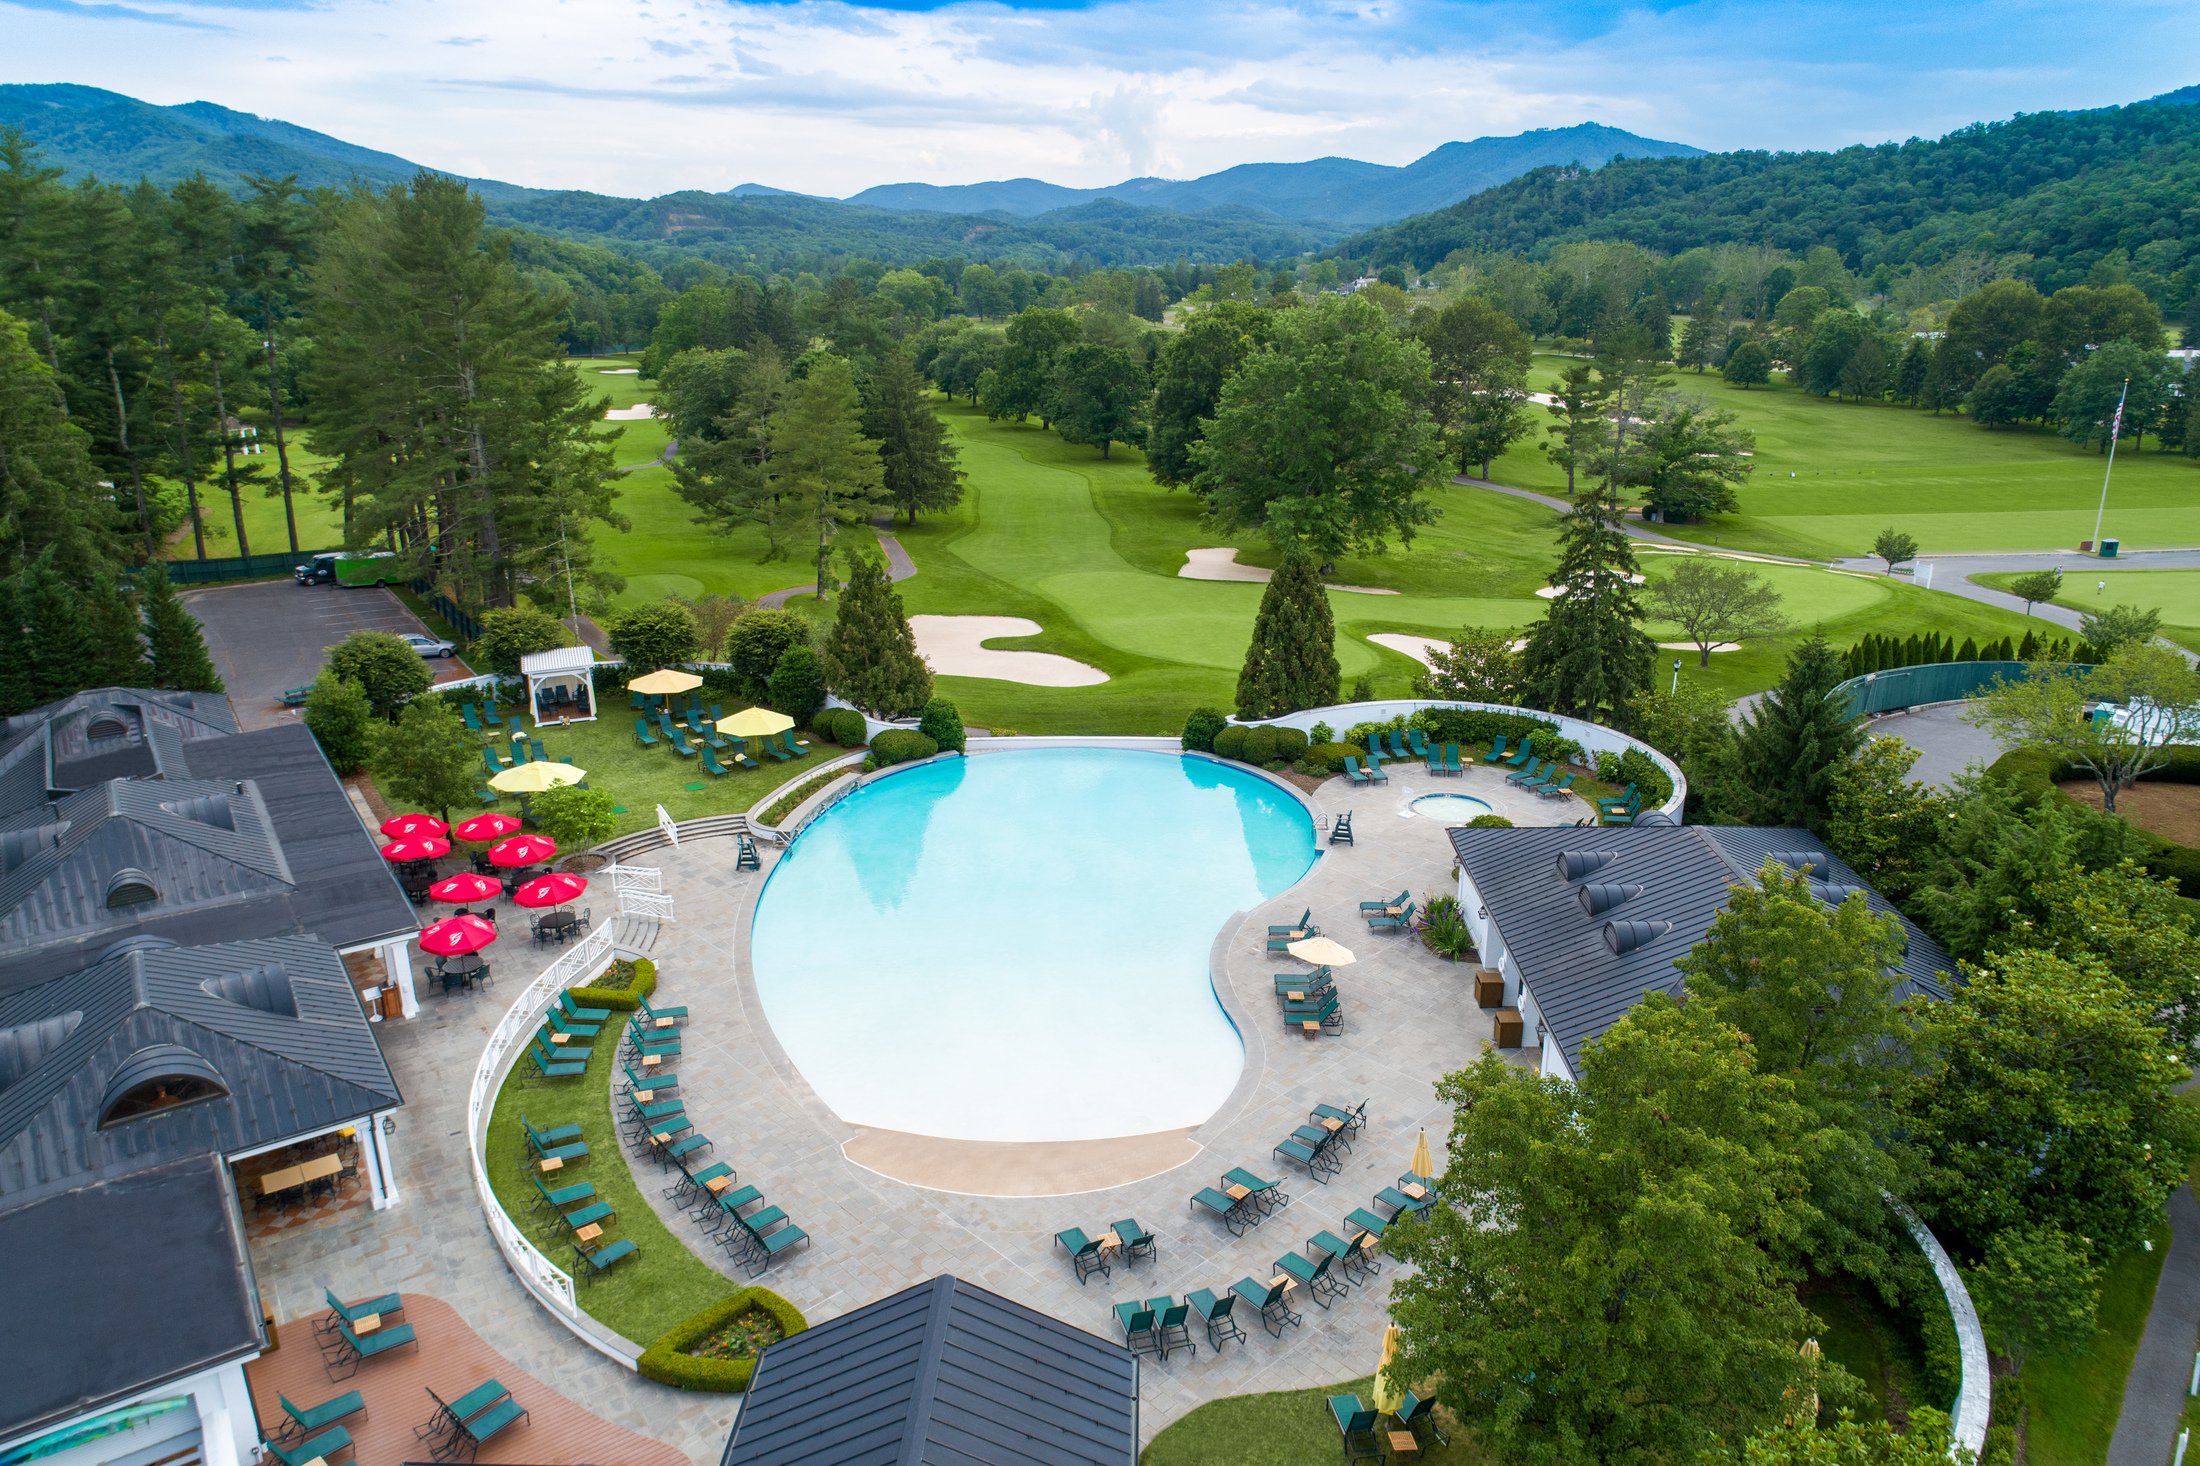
(85, 576, 150, 687)
(14, 551, 97, 707)
(865, 348, 964, 525)
(1518, 481, 1654, 719)
(771, 354, 886, 596)
(139, 562, 222, 691)
(823, 550, 932, 718)
(0, 307, 125, 580)
(1676, 312, 1719, 372)
(1235, 552, 1340, 719)
(1732, 636, 1862, 827)
(0, 577, 29, 716)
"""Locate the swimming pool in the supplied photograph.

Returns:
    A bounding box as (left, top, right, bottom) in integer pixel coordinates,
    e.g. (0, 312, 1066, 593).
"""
(1410, 792, 1493, 823)
(749, 748, 1318, 1143)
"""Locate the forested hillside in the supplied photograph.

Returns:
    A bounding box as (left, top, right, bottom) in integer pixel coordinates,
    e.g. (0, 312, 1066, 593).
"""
(1345, 95, 2200, 308)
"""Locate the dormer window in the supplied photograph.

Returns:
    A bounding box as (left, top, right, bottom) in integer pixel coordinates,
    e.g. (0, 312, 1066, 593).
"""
(105, 869, 158, 909)
(86, 715, 130, 740)
(96, 1046, 229, 1128)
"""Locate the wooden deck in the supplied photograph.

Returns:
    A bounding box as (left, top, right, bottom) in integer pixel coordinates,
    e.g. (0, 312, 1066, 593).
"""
(247, 1294, 688, 1466)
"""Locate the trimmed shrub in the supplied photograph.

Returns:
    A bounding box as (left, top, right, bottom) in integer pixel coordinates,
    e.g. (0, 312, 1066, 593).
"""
(767, 644, 827, 723)
(1270, 726, 1308, 760)
(569, 957, 656, 1012)
(917, 697, 966, 754)
(1181, 707, 1227, 753)
(1409, 706, 1558, 751)
(1211, 724, 1252, 761)
(1241, 725, 1281, 765)
(1615, 746, 1675, 806)
(637, 1288, 809, 1392)
(810, 706, 868, 748)
(869, 729, 940, 769)
(1309, 721, 1334, 744)
(1301, 741, 1360, 775)
(1466, 814, 1514, 828)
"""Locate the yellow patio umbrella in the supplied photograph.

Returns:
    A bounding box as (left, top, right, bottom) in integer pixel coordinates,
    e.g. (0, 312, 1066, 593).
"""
(1410, 1126, 1434, 1180)
(1372, 1324, 1405, 1417)
(715, 706, 795, 738)
(1285, 935, 1356, 967)
(627, 669, 702, 696)
(489, 761, 585, 794)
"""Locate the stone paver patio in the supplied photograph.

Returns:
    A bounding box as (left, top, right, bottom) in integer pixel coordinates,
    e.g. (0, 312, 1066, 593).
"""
(248, 751, 1571, 1458)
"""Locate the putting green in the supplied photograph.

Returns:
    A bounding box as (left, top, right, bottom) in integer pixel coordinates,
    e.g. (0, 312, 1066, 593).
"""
(1975, 566, 2200, 654)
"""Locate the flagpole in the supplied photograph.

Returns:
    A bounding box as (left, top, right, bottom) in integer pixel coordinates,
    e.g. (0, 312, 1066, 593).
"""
(2091, 377, 2130, 553)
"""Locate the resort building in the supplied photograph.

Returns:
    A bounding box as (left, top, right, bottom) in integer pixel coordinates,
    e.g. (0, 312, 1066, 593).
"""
(0, 689, 417, 1466)
(1451, 820, 1954, 1082)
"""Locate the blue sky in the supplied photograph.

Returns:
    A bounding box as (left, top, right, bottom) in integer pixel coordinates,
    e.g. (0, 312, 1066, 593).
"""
(4, 0, 2197, 196)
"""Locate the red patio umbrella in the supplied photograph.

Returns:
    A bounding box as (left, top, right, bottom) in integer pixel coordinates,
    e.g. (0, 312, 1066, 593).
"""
(488, 834, 558, 868)
(453, 812, 522, 843)
(379, 835, 451, 863)
(428, 871, 504, 904)
(379, 813, 448, 840)
(419, 914, 498, 956)
(512, 872, 587, 908)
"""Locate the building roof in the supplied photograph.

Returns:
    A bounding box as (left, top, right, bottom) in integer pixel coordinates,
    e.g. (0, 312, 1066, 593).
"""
(0, 689, 238, 818)
(1449, 823, 1955, 1073)
(0, 933, 400, 1198)
(521, 645, 596, 677)
(0, 1154, 263, 1443)
(722, 1275, 1139, 1466)
(0, 722, 417, 992)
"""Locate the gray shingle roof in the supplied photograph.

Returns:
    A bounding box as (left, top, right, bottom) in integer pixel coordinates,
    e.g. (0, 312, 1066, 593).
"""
(0, 1154, 263, 1441)
(0, 689, 238, 815)
(1449, 824, 1954, 1074)
(0, 934, 401, 1198)
(723, 1274, 1139, 1466)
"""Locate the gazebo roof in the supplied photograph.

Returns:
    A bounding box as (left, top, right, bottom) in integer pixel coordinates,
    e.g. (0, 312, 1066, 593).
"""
(520, 645, 596, 677)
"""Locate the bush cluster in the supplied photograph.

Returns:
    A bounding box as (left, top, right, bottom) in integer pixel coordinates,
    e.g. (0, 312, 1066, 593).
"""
(1206, 722, 1310, 767)
(568, 957, 657, 1012)
(1180, 707, 1228, 753)
(1407, 706, 1559, 750)
(1466, 814, 1514, 828)
(1301, 741, 1361, 775)
(637, 1288, 809, 1392)
(868, 729, 941, 769)
(1991, 745, 2200, 896)
(809, 706, 868, 747)
(1614, 746, 1675, 807)
(918, 697, 967, 754)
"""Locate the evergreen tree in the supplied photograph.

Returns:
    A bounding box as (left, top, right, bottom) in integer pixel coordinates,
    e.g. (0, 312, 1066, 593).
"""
(138, 562, 222, 691)
(864, 347, 964, 525)
(1731, 635, 1862, 826)
(0, 307, 124, 580)
(85, 576, 150, 687)
(1722, 339, 1772, 388)
(301, 671, 374, 775)
(1895, 336, 1932, 403)
(822, 550, 932, 718)
(0, 576, 27, 716)
(1517, 481, 1653, 719)
(1234, 552, 1340, 719)
(14, 551, 97, 707)
(1676, 311, 1719, 372)
(770, 354, 886, 596)
(1539, 362, 1605, 493)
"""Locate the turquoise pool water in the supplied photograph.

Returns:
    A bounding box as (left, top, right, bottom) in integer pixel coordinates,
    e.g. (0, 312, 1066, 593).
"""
(1410, 792, 1493, 822)
(749, 748, 1318, 1143)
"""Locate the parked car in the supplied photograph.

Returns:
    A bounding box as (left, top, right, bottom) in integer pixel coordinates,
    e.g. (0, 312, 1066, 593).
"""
(401, 633, 457, 659)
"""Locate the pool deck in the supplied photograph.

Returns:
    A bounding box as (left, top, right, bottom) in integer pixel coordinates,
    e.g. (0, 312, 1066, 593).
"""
(243, 752, 1580, 1456)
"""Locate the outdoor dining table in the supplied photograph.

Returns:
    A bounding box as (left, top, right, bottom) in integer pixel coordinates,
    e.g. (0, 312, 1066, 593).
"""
(259, 1164, 305, 1198)
(536, 908, 578, 939)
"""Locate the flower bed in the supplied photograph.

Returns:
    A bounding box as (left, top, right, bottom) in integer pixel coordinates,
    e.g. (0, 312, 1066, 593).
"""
(637, 1288, 809, 1391)
(569, 956, 656, 1011)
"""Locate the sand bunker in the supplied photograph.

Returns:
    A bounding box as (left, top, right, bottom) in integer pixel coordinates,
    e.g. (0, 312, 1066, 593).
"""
(1178, 547, 1398, 596)
(604, 403, 656, 420)
(598, 367, 639, 375)
(909, 615, 1109, 687)
(1370, 634, 1450, 667)
(1656, 640, 1741, 653)
(1536, 573, 1646, 599)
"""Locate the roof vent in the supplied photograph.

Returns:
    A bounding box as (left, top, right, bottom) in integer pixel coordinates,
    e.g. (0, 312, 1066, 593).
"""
(0, 825, 61, 874)
(1768, 850, 1828, 874)
(1633, 810, 1676, 827)
(1578, 882, 1646, 917)
(84, 711, 135, 741)
(1809, 880, 1864, 906)
(0, 1011, 83, 1091)
(95, 933, 179, 964)
(203, 965, 300, 1018)
(104, 868, 158, 910)
(161, 793, 236, 832)
(1603, 918, 1675, 955)
(1556, 849, 1620, 881)
(96, 1045, 229, 1129)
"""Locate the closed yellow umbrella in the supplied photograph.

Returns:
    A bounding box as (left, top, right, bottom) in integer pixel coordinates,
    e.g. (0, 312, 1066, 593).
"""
(627, 669, 702, 696)
(1410, 1126, 1434, 1180)
(1372, 1324, 1404, 1417)
(1286, 935, 1356, 967)
(490, 761, 585, 794)
(715, 706, 795, 738)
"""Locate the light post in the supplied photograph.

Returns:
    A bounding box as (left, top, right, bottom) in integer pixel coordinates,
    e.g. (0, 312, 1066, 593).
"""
(1671, 658, 1682, 695)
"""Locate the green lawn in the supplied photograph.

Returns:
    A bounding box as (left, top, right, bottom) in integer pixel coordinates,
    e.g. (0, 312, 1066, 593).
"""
(477, 707, 857, 838)
(1144, 1377, 1485, 1466)
(483, 1009, 737, 1344)
(2016, 1217, 2174, 1465)
(1491, 353, 2200, 560)
(1975, 566, 2200, 654)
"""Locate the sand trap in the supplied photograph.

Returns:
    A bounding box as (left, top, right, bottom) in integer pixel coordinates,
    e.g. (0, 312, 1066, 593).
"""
(1177, 547, 1398, 596)
(909, 615, 1109, 687)
(604, 403, 656, 420)
(598, 367, 639, 375)
(1536, 573, 1646, 598)
(1656, 640, 1741, 653)
(1371, 633, 1450, 667)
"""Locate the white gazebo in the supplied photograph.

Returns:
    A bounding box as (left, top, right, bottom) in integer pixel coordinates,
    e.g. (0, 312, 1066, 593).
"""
(520, 644, 598, 727)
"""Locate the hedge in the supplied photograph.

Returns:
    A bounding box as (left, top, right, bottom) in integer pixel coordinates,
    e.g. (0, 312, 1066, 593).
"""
(1301, 741, 1360, 775)
(761, 768, 846, 826)
(636, 1287, 809, 1391)
(1212, 724, 1251, 761)
(869, 729, 941, 768)
(1406, 707, 1558, 751)
(568, 957, 657, 1012)
(810, 706, 867, 748)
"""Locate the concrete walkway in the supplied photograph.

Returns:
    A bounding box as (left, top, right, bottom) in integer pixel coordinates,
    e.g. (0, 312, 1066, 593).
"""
(2108, 1184, 2200, 1466)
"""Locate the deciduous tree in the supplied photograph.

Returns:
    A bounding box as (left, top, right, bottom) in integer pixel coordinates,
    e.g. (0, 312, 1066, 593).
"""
(1646, 558, 1785, 666)
(475, 605, 569, 676)
(1722, 339, 1772, 388)
(1967, 645, 2200, 812)
(301, 671, 373, 775)
(1871, 527, 1919, 573)
(2006, 568, 2061, 616)
(1636, 402, 1755, 522)
(325, 629, 431, 721)
(607, 602, 700, 673)
(1146, 303, 1269, 487)
(1413, 625, 1521, 702)
(1048, 341, 1146, 459)
(371, 699, 478, 822)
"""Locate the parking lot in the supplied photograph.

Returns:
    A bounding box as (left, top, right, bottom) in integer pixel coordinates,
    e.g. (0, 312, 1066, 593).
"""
(186, 580, 476, 729)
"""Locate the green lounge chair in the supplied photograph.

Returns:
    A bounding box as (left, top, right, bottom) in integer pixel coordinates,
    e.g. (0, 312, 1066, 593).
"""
(324, 1319, 417, 1379)
(1273, 967, 1333, 999)
(1505, 756, 1546, 785)
(1483, 733, 1510, 762)
(1537, 771, 1577, 800)
(1424, 741, 1444, 773)
(1516, 767, 1558, 794)
(654, 710, 678, 738)
(1604, 802, 1640, 826)
(1407, 728, 1430, 757)
(730, 747, 762, 772)
(1386, 729, 1410, 759)
(1318, 1226, 1381, 1282)
(1190, 1187, 1253, 1236)
(1110, 1217, 1156, 1267)
(1277, 1246, 1348, 1307)
(637, 994, 688, 1024)
(630, 691, 648, 711)
(1273, 1135, 1333, 1181)
(663, 1133, 713, 1166)
(558, 1197, 615, 1232)
(1282, 994, 1344, 1034)
(264, 1428, 351, 1466)
(1599, 781, 1639, 813)
(1151, 1297, 1197, 1359)
(1054, 1226, 1111, 1284)
(1230, 1276, 1301, 1336)
(1329, 1395, 1382, 1466)
(522, 1116, 589, 1162)
(1358, 889, 1409, 913)
(546, 1009, 599, 1041)
(1443, 742, 1463, 774)
(700, 748, 733, 778)
(1367, 902, 1416, 931)
(1266, 908, 1314, 937)
(1223, 1167, 1289, 1213)
(740, 1221, 810, 1278)
(774, 730, 810, 759)
(274, 1391, 364, 1444)
(1377, 1179, 1437, 1217)
(621, 1063, 676, 1101)
(1186, 1287, 1246, 1349)
(527, 1116, 584, 1144)
(759, 735, 790, 762)
(573, 1237, 637, 1282)
(510, 738, 532, 765)
(1341, 756, 1372, 786)
(1346, 1207, 1390, 1241)
(481, 747, 508, 777)
(1363, 733, 1387, 765)
(1396, 1391, 1450, 1445)
(558, 991, 610, 1023)
(667, 727, 700, 758)
(317, 1288, 403, 1337)
(1112, 1301, 1160, 1359)
(1501, 741, 1534, 769)
(529, 1041, 586, 1078)
(1313, 1099, 1368, 1133)
(634, 717, 660, 748)
(475, 786, 499, 806)
(529, 1174, 598, 1214)
(627, 1027, 681, 1060)
(461, 704, 484, 733)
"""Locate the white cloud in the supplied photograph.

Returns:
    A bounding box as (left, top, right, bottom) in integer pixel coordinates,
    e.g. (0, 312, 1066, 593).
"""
(3, 0, 2197, 196)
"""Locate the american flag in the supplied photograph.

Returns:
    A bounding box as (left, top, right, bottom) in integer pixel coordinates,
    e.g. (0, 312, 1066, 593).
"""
(2110, 378, 2130, 440)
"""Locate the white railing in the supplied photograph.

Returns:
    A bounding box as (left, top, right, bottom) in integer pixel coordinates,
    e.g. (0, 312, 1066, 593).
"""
(1891, 1199, 1991, 1459)
(608, 863, 674, 922)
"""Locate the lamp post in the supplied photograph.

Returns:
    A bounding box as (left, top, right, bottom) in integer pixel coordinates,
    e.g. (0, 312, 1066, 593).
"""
(1671, 658, 1682, 695)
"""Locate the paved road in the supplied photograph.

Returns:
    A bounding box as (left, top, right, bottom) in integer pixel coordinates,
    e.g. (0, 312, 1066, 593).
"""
(755, 521, 917, 609)
(1860, 704, 2011, 789)
(2108, 1182, 2200, 1466)
(186, 580, 475, 729)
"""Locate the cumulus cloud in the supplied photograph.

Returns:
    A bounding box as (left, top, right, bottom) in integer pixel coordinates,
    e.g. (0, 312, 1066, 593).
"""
(2, 0, 2196, 196)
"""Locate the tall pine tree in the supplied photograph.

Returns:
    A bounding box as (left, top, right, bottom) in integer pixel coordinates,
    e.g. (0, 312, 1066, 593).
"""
(770, 354, 885, 596)
(865, 348, 963, 526)
(85, 576, 151, 687)
(1235, 552, 1340, 719)
(1732, 636, 1862, 827)
(0, 307, 125, 580)
(822, 549, 932, 718)
(139, 562, 223, 692)
(14, 551, 98, 708)
(1518, 481, 1654, 719)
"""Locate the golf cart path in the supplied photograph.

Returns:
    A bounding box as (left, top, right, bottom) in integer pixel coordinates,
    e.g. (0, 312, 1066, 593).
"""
(2106, 1179, 2200, 1466)
(756, 520, 917, 609)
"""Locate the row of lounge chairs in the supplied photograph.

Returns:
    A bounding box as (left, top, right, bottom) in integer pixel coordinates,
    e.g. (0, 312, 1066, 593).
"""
(315, 1286, 418, 1382)
(1332, 1392, 1448, 1466)
(1503, 755, 1578, 800)
(263, 1385, 364, 1466)
(517, 1112, 639, 1282)
(420, 1380, 530, 1464)
(1054, 1218, 1158, 1285)
(1274, 963, 1344, 1036)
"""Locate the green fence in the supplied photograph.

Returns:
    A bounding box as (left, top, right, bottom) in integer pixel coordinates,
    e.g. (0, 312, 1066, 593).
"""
(162, 549, 334, 585)
(1832, 659, 2091, 717)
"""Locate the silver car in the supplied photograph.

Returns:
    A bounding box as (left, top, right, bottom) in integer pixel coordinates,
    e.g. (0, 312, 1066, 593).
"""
(400, 632, 457, 659)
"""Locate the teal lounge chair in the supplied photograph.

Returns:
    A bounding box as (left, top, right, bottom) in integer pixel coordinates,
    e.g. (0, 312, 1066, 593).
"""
(1537, 771, 1577, 800)
(546, 1008, 599, 1041)
(1341, 756, 1371, 786)
(264, 1428, 351, 1466)
(775, 730, 810, 759)
(461, 704, 484, 733)
(1282, 994, 1343, 1034)
(1386, 729, 1410, 759)
(1396, 1390, 1450, 1445)
(1278, 1246, 1348, 1307)
(1407, 728, 1430, 757)
(634, 717, 660, 748)
(637, 994, 687, 1024)
(670, 727, 702, 757)
(701, 723, 732, 750)
(1363, 733, 1386, 765)
(1186, 1287, 1246, 1350)
(1367, 902, 1416, 932)
(1424, 742, 1443, 773)
(1346, 1207, 1390, 1241)
(759, 735, 790, 762)
(1517, 767, 1558, 794)
(1224, 1167, 1289, 1213)
(1599, 781, 1639, 813)
(701, 748, 733, 777)
(529, 1174, 598, 1215)
(522, 1115, 588, 1162)
(1443, 742, 1463, 774)
(573, 1237, 637, 1283)
(621, 1062, 675, 1100)
(630, 690, 648, 711)
(1266, 908, 1315, 938)
(481, 747, 508, 778)
(1274, 1135, 1334, 1180)
(274, 1391, 364, 1444)
(1190, 1186, 1253, 1236)
(526, 1116, 584, 1144)
(558, 991, 610, 1023)
(1274, 967, 1333, 999)
(1348, 754, 1386, 785)
(511, 738, 532, 765)
(1505, 756, 1546, 785)
(1054, 1227, 1111, 1284)
(654, 710, 678, 738)
(1503, 742, 1535, 769)
(1313, 1099, 1368, 1133)
(1110, 1217, 1156, 1267)
(324, 1319, 418, 1379)
(529, 1041, 586, 1078)
(1329, 1395, 1382, 1466)
(1112, 1301, 1160, 1359)
(1230, 1276, 1301, 1336)
(1358, 889, 1409, 913)
(1483, 733, 1510, 762)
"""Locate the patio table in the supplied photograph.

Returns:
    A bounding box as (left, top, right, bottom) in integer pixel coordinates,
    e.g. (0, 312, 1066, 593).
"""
(259, 1164, 305, 1197)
